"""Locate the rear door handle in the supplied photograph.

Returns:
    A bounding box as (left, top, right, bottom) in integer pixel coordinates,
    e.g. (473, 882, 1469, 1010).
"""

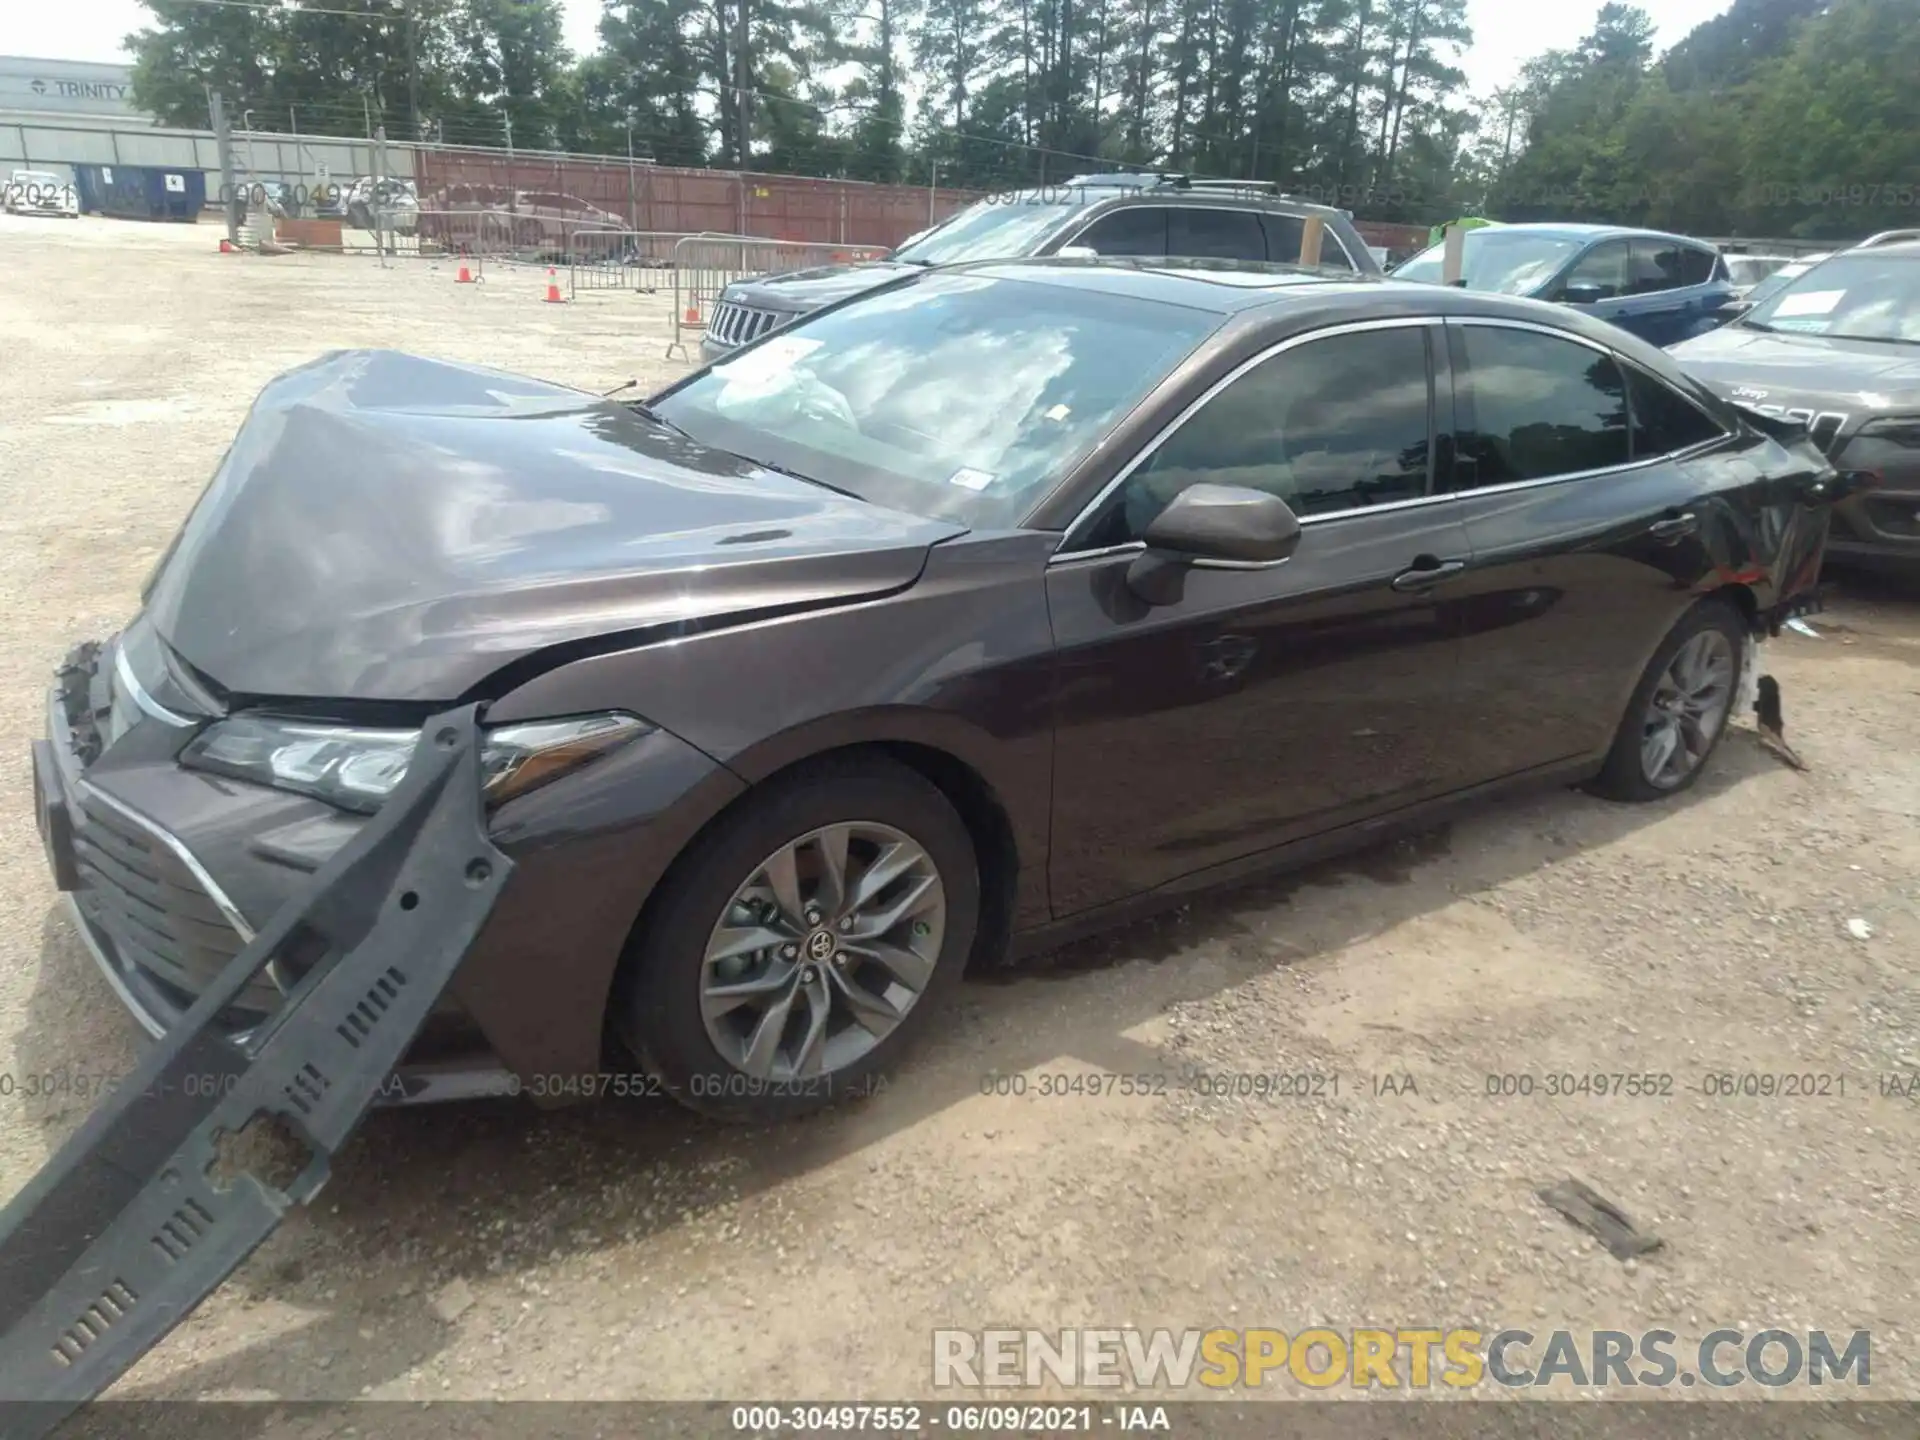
(1390, 558, 1467, 593)
(1648, 513, 1698, 542)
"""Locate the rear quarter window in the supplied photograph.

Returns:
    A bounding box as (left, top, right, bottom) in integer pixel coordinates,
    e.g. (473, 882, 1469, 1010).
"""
(1677, 246, 1718, 286)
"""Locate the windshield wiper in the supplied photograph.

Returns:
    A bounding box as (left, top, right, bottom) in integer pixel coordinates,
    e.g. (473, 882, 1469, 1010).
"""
(747, 454, 862, 499)
(1737, 318, 1777, 333)
(630, 401, 692, 439)
(1823, 331, 1920, 347)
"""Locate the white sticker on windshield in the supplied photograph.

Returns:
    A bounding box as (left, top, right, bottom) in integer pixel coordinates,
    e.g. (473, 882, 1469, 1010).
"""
(948, 467, 995, 491)
(1045, 403, 1072, 422)
(714, 334, 822, 379)
(1772, 289, 1844, 317)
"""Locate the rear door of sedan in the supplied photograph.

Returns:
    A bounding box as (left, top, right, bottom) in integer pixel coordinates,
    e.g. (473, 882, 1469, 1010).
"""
(1042, 317, 1480, 917)
(1437, 317, 1741, 785)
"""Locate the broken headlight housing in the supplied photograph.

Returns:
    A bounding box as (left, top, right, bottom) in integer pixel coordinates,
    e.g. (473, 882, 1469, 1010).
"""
(181, 712, 651, 813)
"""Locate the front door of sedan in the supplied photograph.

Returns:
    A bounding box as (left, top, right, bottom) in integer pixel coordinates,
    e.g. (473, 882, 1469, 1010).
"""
(1043, 320, 1479, 918)
(1436, 318, 1737, 783)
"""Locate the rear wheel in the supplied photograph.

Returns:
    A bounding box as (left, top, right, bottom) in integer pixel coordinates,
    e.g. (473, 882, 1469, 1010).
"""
(617, 755, 978, 1122)
(1590, 598, 1745, 802)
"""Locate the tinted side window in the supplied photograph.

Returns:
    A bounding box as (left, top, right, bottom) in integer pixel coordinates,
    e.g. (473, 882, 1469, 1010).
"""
(1677, 246, 1717, 286)
(1169, 207, 1266, 261)
(1262, 213, 1306, 264)
(1074, 207, 1168, 257)
(1452, 325, 1629, 486)
(1628, 239, 1685, 295)
(1561, 240, 1629, 300)
(1627, 366, 1724, 458)
(1085, 326, 1433, 545)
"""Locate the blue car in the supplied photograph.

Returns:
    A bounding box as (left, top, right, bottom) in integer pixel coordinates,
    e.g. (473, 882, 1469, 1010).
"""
(1393, 223, 1736, 346)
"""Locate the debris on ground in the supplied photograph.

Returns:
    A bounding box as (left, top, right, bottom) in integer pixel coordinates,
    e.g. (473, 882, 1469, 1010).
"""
(1846, 917, 1875, 942)
(1754, 675, 1809, 771)
(1537, 1178, 1665, 1262)
(431, 1277, 477, 1324)
(1785, 617, 1821, 638)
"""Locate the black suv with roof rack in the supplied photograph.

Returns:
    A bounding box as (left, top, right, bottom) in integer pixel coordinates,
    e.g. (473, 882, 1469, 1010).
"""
(698, 172, 1381, 364)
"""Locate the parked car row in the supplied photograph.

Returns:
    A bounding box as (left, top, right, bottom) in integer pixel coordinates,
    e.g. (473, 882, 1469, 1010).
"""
(700, 171, 1379, 364)
(698, 172, 1916, 585)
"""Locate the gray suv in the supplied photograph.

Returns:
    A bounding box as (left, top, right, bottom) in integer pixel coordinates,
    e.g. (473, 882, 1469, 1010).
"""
(699, 172, 1381, 364)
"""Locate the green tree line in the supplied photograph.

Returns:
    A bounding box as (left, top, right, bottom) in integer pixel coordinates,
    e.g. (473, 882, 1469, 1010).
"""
(128, 0, 1919, 240)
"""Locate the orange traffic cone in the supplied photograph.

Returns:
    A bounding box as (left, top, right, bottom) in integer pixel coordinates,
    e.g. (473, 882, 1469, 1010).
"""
(455, 263, 474, 283)
(544, 268, 565, 303)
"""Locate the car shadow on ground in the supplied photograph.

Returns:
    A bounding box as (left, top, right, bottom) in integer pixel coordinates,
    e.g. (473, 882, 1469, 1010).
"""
(12, 732, 1787, 1407)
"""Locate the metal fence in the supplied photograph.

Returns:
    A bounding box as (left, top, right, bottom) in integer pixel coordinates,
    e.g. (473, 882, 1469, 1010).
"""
(667, 235, 889, 358)
(566, 229, 733, 298)
(414, 147, 973, 250)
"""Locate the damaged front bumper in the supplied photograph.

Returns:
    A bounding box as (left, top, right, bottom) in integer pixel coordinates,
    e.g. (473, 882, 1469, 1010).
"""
(1, 707, 513, 1434)
(33, 636, 521, 1106)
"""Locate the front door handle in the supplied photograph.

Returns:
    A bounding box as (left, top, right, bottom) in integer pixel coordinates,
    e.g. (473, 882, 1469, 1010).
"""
(1648, 512, 1698, 542)
(1390, 558, 1467, 593)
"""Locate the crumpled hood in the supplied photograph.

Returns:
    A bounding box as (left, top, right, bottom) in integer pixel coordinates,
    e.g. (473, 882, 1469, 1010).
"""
(142, 350, 963, 703)
(724, 261, 918, 312)
(1669, 324, 1920, 411)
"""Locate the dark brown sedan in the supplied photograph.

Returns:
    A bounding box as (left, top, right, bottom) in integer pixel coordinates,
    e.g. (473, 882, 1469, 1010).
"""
(34, 258, 1852, 1123)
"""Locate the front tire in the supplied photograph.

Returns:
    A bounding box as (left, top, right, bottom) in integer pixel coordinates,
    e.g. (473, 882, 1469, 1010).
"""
(616, 754, 979, 1122)
(1590, 597, 1745, 802)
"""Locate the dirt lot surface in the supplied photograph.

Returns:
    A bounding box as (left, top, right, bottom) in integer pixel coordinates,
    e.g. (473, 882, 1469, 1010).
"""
(1, 213, 1918, 1411)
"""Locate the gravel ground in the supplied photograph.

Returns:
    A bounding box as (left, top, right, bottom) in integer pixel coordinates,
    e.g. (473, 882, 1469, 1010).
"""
(1, 213, 1917, 1412)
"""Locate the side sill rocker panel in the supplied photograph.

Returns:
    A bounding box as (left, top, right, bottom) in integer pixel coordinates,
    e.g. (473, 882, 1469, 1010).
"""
(0, 705, 512, 1438)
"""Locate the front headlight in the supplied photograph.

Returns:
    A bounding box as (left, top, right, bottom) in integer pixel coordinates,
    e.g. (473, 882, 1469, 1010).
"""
(181, 712, 651, 813)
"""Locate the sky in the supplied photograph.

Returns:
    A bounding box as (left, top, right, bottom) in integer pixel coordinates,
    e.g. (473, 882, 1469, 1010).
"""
(2, 0, 1736, 112)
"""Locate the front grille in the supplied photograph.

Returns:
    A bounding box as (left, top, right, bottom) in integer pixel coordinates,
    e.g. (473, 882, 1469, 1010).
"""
(707, 299, 785, 348)
(1809, 414, 1846, 454)
(71, 790, 279, 1021)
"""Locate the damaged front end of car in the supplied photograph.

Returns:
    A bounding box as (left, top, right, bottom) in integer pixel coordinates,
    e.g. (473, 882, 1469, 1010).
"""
(0, 707, 511, 1438)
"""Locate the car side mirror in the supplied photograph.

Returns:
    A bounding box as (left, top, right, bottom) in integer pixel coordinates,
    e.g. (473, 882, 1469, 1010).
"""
(1126, 484, 1302, 604)
(1560, 282, 1607, 306)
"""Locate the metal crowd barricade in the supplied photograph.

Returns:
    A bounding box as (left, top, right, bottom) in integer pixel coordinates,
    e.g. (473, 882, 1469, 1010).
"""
(566, 229, 732, 299)
(667, 236, 889, 359)
(371, 207, 570, 271)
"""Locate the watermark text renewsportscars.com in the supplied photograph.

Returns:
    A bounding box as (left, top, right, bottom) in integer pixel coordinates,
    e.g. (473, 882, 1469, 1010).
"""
(933, 1327, 1871, 1390)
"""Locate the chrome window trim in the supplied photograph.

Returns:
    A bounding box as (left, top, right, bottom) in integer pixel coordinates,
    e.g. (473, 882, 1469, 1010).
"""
(1060, 201, 1362, 271)
(1049, 312, 1737, 566)
(1445, 316, 1734, 492)
(1052, 316, 1445, 559)
(77, 780, 257, 943)
(114, 642, 193, 728)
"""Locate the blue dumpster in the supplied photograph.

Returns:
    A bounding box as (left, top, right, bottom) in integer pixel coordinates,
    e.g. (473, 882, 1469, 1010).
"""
(72, 164, 207, 222)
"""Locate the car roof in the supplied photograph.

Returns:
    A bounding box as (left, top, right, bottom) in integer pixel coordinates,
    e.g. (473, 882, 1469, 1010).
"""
(986, 176, 1351, 221)
(1845, 240, 1920, 257)
(952, 256, 1377, 313)
(1477, 222, 1713, 247)
(947, 255, 1632, 330)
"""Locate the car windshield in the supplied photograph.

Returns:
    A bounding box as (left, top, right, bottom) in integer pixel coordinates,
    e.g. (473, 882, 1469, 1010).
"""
(1741, 260, 1817, 309)
(1728, 256, 1787, 287)
(652, 270, 1220, 527)
(1394, 230, 1583, 295)
(891, 194, 1091, 266)
(1743, 252, 1920, 342)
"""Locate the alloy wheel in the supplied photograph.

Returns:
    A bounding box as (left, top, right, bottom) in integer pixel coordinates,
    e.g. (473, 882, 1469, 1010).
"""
(699, 822, 947, 1082)
(1640, 629, 1736, 790)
